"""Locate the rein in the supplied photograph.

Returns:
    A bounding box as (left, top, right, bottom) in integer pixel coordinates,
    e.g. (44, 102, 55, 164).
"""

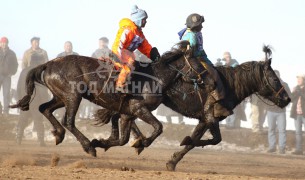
(168, 53, 207, 109)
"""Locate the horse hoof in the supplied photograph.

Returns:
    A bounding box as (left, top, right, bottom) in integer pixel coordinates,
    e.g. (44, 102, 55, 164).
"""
(52, 129, 65, 145)
(104, 147, 110, 152)
(55, 135, 64, 145)
(180, 136, 192, 146)
(166, 161, 176, 171)
(88, 148, 97, 157)
(135, 147, 144, 155)
(130, 138, 142, 148)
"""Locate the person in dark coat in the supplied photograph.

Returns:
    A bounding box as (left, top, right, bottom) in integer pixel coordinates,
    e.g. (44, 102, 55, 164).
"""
(0, 37, 18, 116)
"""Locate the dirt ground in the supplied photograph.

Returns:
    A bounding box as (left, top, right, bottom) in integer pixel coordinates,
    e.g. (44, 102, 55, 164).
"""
(0, 140, 305, 179)
(1, 116, 305, 179)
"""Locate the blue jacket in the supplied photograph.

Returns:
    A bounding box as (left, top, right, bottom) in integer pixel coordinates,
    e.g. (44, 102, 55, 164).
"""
(178, 28, 212, 65)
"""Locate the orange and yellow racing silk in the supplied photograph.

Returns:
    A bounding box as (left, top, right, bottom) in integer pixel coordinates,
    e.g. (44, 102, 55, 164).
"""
(112, 18, 152, 65)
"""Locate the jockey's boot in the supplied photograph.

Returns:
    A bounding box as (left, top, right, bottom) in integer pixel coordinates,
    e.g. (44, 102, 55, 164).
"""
(210, 89, 232, 117)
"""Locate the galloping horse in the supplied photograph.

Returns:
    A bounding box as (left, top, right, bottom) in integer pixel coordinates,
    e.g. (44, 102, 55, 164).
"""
(92, 45, 291, 171)
(11, 41, 209, 156)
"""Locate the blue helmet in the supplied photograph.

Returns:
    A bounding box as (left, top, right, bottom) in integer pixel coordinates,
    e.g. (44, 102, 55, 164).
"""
(130, 5, 148, 27)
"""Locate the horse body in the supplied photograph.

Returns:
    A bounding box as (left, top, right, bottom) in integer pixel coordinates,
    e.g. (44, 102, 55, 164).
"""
(11, 42, 199, 156)
(93, 46, 291, 171)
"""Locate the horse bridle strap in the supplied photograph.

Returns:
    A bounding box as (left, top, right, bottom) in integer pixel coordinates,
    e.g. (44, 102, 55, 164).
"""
(275, 86, 285, 98)
(263, 70, 284, 98)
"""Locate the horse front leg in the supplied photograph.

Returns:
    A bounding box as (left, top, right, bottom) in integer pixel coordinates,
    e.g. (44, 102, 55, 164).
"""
(166, 121, 208, 171)
(190, 121, 222, 147)
(181, 95, 222, 147)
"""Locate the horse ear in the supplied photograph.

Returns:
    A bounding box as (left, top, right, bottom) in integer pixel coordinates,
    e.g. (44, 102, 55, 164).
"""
(264, 58, 272, 69)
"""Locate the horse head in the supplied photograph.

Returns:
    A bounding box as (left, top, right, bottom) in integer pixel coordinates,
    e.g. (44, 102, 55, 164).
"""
(256, 48, 291, 108)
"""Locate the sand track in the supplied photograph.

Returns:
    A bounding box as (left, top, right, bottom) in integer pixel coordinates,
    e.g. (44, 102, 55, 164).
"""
(0, 140, 305, 179)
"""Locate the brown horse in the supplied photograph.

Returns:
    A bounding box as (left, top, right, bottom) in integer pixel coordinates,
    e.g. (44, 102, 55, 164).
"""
(92, 45, 291, 171)
(10, 41, 209, 156)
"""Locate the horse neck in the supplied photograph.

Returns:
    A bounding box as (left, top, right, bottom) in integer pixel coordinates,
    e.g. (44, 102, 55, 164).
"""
(151, 61, 179, 90)
(218, 63, 263, 107)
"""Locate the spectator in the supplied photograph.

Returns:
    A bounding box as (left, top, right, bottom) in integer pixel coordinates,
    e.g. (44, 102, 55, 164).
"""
(214, 58, 223, 67)
(22, 37, 48, 69)
(221, 52, 246, 128)
(290, 74, 305, 155)
(16, 37, 49, 146)
(222, 52, 238, 67)
(92, 37, 111, 59)
(77, 37, 112, 119)
(0, 37, 18, 116)
(250, 94, 266, 133)
(266, 70, 291, 154)
(57, 41, 79, 57)
(54, 41, 79, 118)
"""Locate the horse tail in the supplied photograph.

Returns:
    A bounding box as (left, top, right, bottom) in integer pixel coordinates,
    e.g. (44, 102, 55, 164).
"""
(92, 109, 118, 127)
(263, 45, 272, 61)
(10, 62, 49, 111)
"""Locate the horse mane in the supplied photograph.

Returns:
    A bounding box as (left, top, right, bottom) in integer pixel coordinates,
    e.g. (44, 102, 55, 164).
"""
(216, 61, 265, 101)
(159, 41, 190, 64)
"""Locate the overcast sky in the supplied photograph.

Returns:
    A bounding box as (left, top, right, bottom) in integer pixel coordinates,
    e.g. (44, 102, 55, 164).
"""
(1, 0, 305, 87)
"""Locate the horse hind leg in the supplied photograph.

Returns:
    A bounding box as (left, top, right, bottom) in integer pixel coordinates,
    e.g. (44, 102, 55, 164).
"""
(92, 115, 134, 150)
(130, 103, 163, 148)
(63, 96, 97, 157)
(39, 97, 65, 145)
(130, 121, 146, 155)
(91, 113, 120, 152)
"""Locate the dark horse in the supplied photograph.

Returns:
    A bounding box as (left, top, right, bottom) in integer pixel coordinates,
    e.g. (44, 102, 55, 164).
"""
(11, 41, 209, 156)
(92, 45, 291, 171)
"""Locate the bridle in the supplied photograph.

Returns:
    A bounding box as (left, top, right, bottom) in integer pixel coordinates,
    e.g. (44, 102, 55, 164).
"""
(256, 69, 285, 106)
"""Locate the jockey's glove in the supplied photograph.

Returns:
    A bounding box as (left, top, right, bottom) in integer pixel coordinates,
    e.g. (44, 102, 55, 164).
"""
(150, 47, 160, 61)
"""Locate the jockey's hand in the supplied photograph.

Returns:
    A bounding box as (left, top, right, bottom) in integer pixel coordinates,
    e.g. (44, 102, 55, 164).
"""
(150, 47, 160, 61)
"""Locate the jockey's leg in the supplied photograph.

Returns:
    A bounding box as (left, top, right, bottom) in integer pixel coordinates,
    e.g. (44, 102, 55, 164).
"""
(200, 59, 232, 117)
(116, 65, 131, 92)
(39, 97, 65, 145)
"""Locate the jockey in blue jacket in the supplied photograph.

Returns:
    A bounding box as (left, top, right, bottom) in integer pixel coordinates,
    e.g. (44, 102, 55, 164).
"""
(178, 13, 232, 117)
